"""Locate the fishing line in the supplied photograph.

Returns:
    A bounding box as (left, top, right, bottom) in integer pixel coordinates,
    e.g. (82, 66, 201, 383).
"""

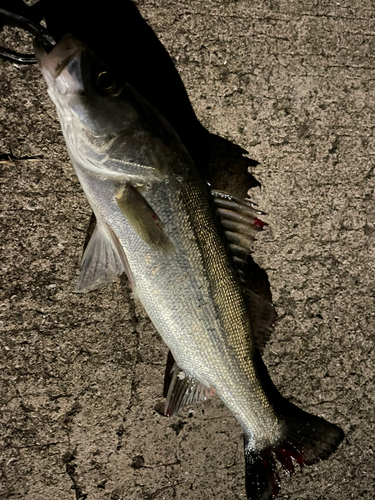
(0, 2, 55, 64)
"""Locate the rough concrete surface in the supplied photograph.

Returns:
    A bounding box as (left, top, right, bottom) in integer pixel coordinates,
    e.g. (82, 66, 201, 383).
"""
(0, 1, 374, 499)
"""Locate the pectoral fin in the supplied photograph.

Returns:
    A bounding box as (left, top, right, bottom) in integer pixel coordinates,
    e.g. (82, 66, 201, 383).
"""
(116, 183, 175, 254)
(76, 218, 132, 292)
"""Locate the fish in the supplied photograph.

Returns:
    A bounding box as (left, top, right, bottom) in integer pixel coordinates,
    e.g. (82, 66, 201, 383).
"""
(34, 34, 344, 500)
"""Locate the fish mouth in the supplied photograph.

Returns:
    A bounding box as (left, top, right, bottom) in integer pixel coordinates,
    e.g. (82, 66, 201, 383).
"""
(34, 34, 85, 95)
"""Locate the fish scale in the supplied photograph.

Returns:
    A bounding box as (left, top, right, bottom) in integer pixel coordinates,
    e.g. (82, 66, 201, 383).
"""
(129, 179, 278, 442)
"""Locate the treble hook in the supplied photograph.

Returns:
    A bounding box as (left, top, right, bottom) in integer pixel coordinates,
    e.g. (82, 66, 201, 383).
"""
(0, 0, 55, 64)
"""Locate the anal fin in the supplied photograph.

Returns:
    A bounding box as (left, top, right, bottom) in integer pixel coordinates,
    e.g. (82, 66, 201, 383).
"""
(164, 351, 216, 417)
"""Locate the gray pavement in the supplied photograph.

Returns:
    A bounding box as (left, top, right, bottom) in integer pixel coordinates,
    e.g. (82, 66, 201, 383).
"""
(1, 1, 374, 499)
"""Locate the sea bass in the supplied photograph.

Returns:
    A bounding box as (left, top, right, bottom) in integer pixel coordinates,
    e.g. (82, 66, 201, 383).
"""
(34, 34, 343, 500)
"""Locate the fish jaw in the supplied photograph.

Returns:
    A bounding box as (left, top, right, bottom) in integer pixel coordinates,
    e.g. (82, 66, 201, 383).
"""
(34, 34, 84, 95)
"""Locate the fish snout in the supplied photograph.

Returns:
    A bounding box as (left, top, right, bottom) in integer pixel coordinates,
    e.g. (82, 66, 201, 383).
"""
(34, 33, 84, 95)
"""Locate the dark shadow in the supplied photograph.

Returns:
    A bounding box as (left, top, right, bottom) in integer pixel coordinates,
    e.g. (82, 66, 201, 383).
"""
(5, 0, 271, 300)
(31, 0, 260, 197)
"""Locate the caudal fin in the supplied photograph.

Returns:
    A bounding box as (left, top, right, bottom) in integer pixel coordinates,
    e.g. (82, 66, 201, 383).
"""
(244, 351, 344, 500)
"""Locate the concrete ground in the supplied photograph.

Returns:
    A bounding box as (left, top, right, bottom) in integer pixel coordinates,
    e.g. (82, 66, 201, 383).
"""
(1, 1, 374, 499)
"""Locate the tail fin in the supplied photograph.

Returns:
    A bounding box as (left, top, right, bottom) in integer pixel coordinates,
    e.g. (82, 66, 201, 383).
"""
(244, 351, 344, 500)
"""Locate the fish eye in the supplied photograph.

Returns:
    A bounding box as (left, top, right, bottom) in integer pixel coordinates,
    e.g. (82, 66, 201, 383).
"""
(92, 68, 122, 96)
(96, 71, 116, 92)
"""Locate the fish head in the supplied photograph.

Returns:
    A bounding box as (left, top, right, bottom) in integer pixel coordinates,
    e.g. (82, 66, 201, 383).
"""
(34, 33, 137, 138)
(34, 34, 180, 181)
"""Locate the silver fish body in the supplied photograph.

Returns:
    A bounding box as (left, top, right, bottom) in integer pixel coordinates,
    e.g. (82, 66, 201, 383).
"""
(34, 34, 343, 500)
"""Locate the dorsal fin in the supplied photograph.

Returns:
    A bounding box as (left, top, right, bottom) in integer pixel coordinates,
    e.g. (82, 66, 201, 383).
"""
(211, 189, 276, 352)
(244, 289, 277, 352)
(211, 189, 267, 258)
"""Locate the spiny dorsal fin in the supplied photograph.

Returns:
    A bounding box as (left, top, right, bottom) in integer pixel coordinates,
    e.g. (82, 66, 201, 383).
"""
(211, 189, 267, 258)
(76, 219, 131, 292)
(116, 183, 175, 254)
(211, 189, 276, 352)
(164, 355, 216, 417)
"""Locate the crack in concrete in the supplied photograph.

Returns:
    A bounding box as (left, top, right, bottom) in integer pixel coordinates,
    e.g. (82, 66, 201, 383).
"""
(120, 278, 141, 417)
(62, 448, 88, 500)
(115, 423, 124, 452)
(61, 401, 87, 499)
(146, 482, 181, 499)
(0, 152, 43, 162)
(61, 401, 82, 429)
